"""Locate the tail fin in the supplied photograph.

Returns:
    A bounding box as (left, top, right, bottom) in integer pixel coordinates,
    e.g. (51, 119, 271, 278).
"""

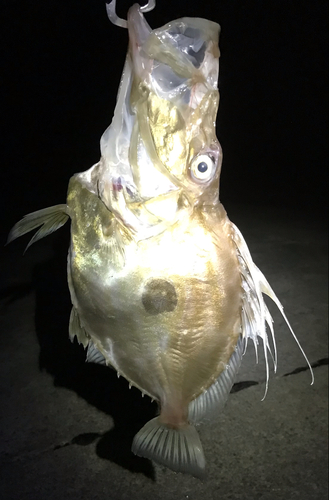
(132, 417, 206, 477)
(7, 204, 69, 251)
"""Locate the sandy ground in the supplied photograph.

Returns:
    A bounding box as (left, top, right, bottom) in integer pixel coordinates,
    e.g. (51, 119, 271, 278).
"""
(0, 204, 327, 500)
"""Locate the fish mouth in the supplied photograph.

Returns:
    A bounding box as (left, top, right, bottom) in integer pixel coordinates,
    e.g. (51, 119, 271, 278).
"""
(95, 3, 221, 233)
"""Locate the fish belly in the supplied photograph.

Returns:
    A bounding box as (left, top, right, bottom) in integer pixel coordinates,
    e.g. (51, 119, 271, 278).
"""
(67, 177, 242, 408)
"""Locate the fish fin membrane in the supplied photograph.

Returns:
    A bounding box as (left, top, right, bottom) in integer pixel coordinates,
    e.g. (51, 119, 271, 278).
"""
(132, 417, 206, 478)
(231, 222, 314, 397)
(7, 204, 69, 251)
(188, 335, 244, 424)
(86, 342, 107, 365)
(69, 307, 107, 365)
(69, 307, 89, 348)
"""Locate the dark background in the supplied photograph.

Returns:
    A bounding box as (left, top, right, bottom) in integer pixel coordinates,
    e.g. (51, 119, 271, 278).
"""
(0, 3, 327, 497)
(1, 0, 328, 238)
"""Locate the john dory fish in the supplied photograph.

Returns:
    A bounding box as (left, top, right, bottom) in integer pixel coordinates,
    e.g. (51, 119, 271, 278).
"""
(8, 1, 313, 477)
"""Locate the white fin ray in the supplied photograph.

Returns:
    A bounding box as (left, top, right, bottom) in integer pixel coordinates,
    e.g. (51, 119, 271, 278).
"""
(7, 204, 69, 251)
(188, 335, 244, 424)
(256, 266, 314, 384)
(132, 417, 206, 477)
(86, 342, 107, 365)
(264, 302, 277, 372)
(231, 222, 314, 395)
(70, 308, 108, 365)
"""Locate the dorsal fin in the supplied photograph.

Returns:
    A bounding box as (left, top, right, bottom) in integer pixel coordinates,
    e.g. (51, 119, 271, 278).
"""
(231, 222, 314, 398)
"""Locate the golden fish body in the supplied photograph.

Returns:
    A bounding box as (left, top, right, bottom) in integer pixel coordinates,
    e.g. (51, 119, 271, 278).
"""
(67, 175, 241, 417)
(8, 1, 313, 477)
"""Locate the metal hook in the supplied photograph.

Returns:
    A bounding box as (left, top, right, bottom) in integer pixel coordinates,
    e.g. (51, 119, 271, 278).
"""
(140, 0, 156, 13)
(106, 0, 156, 29)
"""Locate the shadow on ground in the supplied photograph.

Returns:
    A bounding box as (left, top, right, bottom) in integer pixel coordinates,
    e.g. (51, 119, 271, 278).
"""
(31, 233, 157, 480)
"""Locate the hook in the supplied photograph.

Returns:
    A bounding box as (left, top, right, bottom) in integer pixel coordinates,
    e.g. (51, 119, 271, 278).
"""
(140, 0, 156, 13)
(106, 0, 156, 28)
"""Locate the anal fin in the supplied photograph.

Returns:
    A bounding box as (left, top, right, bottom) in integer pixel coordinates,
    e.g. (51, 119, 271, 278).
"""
(69, 307, 107, 365)
(188, 335, 244, 424)
(86, 342, 107, 365)
(69, 307, 89, 348)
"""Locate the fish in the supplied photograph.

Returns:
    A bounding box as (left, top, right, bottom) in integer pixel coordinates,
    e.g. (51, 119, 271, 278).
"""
(8, 0, 314, 478)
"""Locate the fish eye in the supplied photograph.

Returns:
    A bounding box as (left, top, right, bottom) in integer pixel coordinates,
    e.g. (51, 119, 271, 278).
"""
(190, 154, 216, 182)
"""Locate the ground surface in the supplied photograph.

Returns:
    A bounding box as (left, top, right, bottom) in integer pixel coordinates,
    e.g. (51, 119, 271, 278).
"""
(0, 205, 327, 500)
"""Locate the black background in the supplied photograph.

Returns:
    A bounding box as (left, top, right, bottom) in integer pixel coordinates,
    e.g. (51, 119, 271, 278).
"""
(0, 3, 327, 494)
(1, 0, 327, 238)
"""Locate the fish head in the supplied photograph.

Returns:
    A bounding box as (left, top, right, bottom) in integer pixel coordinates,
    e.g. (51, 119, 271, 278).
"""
(96, 4, 222, 236)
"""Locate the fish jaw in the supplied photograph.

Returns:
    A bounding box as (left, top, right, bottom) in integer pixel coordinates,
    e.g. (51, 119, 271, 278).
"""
(96, 5, 223, 234)
(127, 7, 223, 202)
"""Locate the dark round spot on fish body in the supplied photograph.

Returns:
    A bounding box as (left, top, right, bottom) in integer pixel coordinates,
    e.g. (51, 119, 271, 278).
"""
(142, 279, 178, 315)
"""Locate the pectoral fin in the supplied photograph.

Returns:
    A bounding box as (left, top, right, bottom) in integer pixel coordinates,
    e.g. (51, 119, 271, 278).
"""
(7, 204, 70, 251)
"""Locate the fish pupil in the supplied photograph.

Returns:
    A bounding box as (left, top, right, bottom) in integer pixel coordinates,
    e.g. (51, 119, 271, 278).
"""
(197, 162, 208, 173)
